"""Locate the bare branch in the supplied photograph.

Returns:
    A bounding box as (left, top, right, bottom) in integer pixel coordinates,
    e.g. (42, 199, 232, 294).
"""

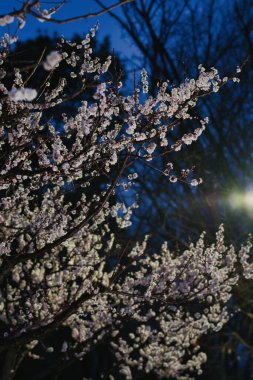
(0, 0, 134, 24)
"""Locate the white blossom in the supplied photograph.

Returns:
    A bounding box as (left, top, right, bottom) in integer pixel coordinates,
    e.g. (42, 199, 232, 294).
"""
(0, 21, 245, 380)
(43, 51, 62, 71)
(8, 87, 37, 102)
(0, 15, 14, 27)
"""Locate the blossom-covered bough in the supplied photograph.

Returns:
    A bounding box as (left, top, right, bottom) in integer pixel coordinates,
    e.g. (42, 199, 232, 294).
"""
(0, 3, 252, 380)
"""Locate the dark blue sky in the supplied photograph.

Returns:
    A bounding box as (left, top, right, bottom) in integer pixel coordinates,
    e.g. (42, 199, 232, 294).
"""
(1, 0, 137, 62)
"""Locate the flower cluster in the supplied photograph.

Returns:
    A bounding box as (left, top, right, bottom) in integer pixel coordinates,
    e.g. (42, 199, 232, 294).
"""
(0, 24, 248, 380)
(8, 87, 37, 102)
(141, 68, 149, 93)
(43, 50, 62, 71)
(0, 15, 14, 27)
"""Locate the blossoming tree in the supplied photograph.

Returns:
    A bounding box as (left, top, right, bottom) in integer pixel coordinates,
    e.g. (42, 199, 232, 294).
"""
(0, 2, 252, 380)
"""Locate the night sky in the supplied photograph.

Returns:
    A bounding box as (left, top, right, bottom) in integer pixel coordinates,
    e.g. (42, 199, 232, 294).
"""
(0, 0, 137, 61)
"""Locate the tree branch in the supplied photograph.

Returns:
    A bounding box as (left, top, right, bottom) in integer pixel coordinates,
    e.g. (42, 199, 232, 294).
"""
(0, 0, 134, 24)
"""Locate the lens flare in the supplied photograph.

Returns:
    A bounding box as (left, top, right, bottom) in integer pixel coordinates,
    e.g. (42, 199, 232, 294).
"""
(228, 189, 253, 212)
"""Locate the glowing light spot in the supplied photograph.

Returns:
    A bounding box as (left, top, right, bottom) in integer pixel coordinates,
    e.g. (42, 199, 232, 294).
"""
(228, 189, 253, 213)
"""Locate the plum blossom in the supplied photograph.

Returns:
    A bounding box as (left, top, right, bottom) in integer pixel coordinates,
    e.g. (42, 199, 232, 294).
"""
(0, 15, 14, 27)
(141, 68, 149, 93)
(8, 87, 37, 102)
(43, 50, 62, 71)
(146, 142, 157, 154)
(0, 22, 245, 380)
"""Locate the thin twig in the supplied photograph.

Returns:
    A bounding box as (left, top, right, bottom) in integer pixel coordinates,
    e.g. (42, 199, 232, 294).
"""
(0, 0, 134, 24)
